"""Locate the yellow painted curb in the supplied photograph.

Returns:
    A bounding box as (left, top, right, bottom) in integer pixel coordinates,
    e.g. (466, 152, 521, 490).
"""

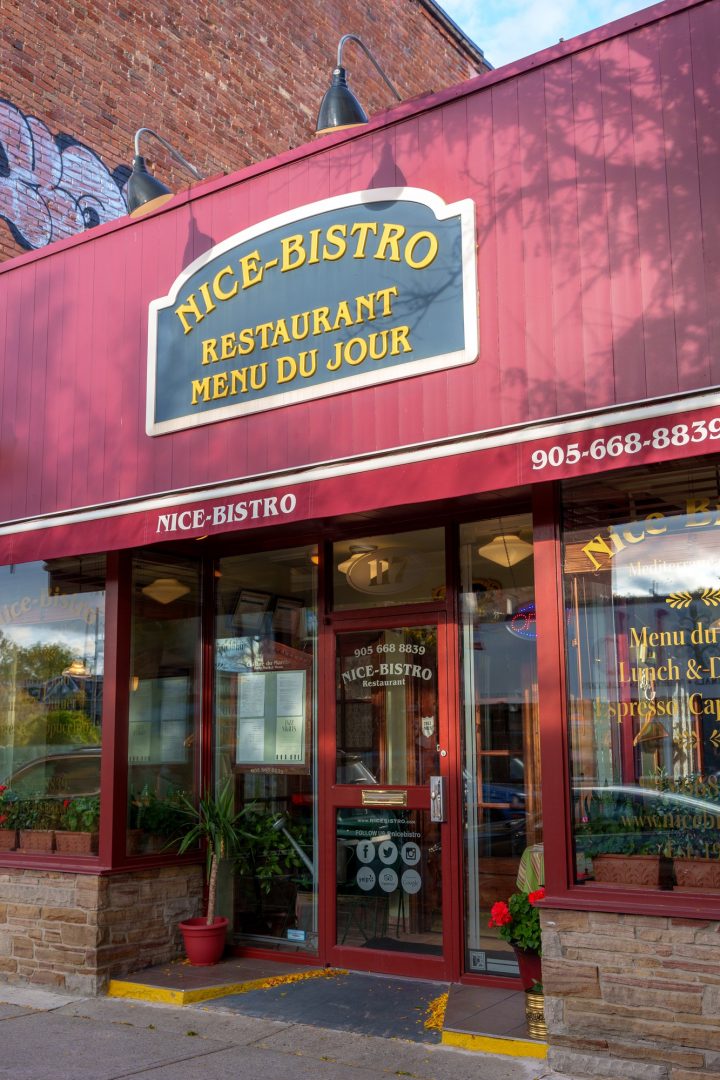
(106, 978, 266, 1006)
(107, 967, 347, 1007)
(441, 1030, 548, 1059)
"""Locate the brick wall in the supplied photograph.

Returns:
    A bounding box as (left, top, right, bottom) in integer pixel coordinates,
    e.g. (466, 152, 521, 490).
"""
(541, 909, 720, 1080)
(0, 0, 487, 260)
(0, 865, 203, 994)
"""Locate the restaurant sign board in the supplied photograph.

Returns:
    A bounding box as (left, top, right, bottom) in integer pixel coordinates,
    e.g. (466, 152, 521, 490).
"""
(146, 188, 477, 435)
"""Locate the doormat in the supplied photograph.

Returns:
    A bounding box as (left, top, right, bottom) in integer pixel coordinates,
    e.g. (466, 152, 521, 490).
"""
(202, 970, 449, 1043)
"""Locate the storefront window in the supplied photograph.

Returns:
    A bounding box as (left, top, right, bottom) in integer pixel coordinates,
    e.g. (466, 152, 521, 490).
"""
(214, 546, 317, 952)
(333, 529, 445, 611)
(563, 460, 720, 891)
(127, 554, 200, 856)
(0, 557, 105, 856)
(459, 516, 541, 976)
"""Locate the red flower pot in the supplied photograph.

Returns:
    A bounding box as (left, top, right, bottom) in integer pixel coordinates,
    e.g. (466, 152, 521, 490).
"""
(179, 916, 228, 966)
(513, 946, 542, 990)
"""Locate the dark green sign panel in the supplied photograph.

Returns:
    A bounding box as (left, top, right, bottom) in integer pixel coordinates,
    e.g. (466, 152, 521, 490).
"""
(147, 188, 477, 435)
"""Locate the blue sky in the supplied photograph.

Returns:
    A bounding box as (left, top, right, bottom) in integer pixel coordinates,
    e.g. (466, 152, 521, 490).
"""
(439, 0, 654, 68)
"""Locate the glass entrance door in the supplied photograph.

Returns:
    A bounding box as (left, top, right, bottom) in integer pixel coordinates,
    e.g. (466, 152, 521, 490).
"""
(328, 617, 452, 978)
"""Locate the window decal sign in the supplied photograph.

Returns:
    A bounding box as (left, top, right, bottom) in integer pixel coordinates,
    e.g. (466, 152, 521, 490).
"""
(146, 188, 477, 435)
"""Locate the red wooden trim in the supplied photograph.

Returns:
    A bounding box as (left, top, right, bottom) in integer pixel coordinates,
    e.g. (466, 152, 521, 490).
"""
(100, 550, 132, 867)
(0, 854, 108, 874)
(317, 538, 335, 968)
(532, 482, 574, 897)
(444, 522, 464, 982)
(328, 943, 449, 981)
(541, 889, 720, 919)
(200, 557, 215, 793)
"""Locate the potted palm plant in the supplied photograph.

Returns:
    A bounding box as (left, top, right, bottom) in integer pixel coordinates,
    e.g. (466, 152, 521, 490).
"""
(175, 777, 253, 966)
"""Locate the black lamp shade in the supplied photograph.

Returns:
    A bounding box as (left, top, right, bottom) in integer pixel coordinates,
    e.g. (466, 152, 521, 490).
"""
(315, 67, 369, 135)
(127, 155, 174, 217)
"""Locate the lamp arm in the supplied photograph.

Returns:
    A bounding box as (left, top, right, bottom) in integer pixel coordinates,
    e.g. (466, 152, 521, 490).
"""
(336, 34, 401, 101)
(133, 128, 205, 181)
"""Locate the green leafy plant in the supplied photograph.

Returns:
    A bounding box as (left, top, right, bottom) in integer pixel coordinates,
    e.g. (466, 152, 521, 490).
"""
(488, 888, 544, 954)
(175, 777, 255, 925)
(239, 809, 309, 893)
(13, 798, 63, 831)
(60, 796, 100, 832)
(130, 788, 188, 844)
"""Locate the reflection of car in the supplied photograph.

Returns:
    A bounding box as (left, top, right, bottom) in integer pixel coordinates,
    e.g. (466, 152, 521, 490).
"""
(574, 783, 720, 858)
(8, 747, 101, 799)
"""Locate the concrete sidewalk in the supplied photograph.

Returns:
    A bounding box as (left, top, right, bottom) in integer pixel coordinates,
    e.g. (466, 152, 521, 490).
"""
(0, 984, 576, 1080)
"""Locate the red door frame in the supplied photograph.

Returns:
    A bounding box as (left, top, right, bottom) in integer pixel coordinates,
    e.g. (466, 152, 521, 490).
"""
(318, 603, 461, 981)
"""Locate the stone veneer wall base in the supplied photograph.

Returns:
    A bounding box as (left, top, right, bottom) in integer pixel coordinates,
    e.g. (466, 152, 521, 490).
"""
(541, 908, 720, 1080)
(0, 865, 203, 995)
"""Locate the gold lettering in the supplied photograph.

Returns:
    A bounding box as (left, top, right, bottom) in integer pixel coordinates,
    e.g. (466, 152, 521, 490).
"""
(175, 293, 205, 335)
(212, 373, 229, 399)
(239, 250, 264, 288)
(281, 234, 306, 272)
(350, 221, 378, 258)
(191, 376, 211, 404)
(322, 224, 347, 261)
(230, 368, 248, 394)
(213, 266, 239, 301)
(312, 307, 332, 335)
(237, 327, 255, 355)
(270, 320, 291, 347)
(220, 333, 238, 361)
(277, 355, 297, 384)
(405, 230, 438, 269)
(198, 281, 216, 315)
(201, 338, 219, 365)
(375, 222, 406, 262)
(390, 325, 412, 354)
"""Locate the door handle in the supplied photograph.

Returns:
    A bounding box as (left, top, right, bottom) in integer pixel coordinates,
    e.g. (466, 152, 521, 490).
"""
(430, 775, 446, 823)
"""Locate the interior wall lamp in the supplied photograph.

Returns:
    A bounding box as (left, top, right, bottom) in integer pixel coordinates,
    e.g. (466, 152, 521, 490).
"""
(316, 34, 401, 136)
(127, 128, 205, 218)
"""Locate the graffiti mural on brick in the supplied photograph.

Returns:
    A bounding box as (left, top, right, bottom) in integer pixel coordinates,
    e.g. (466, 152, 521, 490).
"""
(0, 99, 129, 251)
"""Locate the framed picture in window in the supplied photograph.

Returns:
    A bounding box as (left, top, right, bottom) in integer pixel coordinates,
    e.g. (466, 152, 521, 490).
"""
(232, 590, 271, 634)
(272, 597, 303, 638)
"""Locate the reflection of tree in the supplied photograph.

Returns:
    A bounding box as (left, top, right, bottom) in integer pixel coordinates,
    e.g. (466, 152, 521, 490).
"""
(0, 632, 97, 748)
(0, 636, 75, 683)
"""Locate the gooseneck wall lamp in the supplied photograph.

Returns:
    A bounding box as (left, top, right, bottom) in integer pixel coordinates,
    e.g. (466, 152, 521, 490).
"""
(127, 128, 205, 217)
(315, 34, 401, 136)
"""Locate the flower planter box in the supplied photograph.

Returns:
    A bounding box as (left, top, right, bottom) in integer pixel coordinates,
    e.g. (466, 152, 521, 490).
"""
(54, 831, 98, 855)
(0, 828, 17, 851)
(591, 853, 660, 887)
(674, 857, 720, 890)
(18, 830, 55, 853)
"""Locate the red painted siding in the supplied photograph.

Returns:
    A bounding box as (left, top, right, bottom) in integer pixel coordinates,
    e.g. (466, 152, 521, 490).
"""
(0, 0, 717, 535)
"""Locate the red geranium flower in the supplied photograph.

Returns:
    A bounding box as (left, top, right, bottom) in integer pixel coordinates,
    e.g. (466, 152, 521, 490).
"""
(63, 799, 71, 809)
(527, 888, 546, 906)
(488, 900, 512, 928)
(0, 785, 6, 794)
(0, 814, 6, 825)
